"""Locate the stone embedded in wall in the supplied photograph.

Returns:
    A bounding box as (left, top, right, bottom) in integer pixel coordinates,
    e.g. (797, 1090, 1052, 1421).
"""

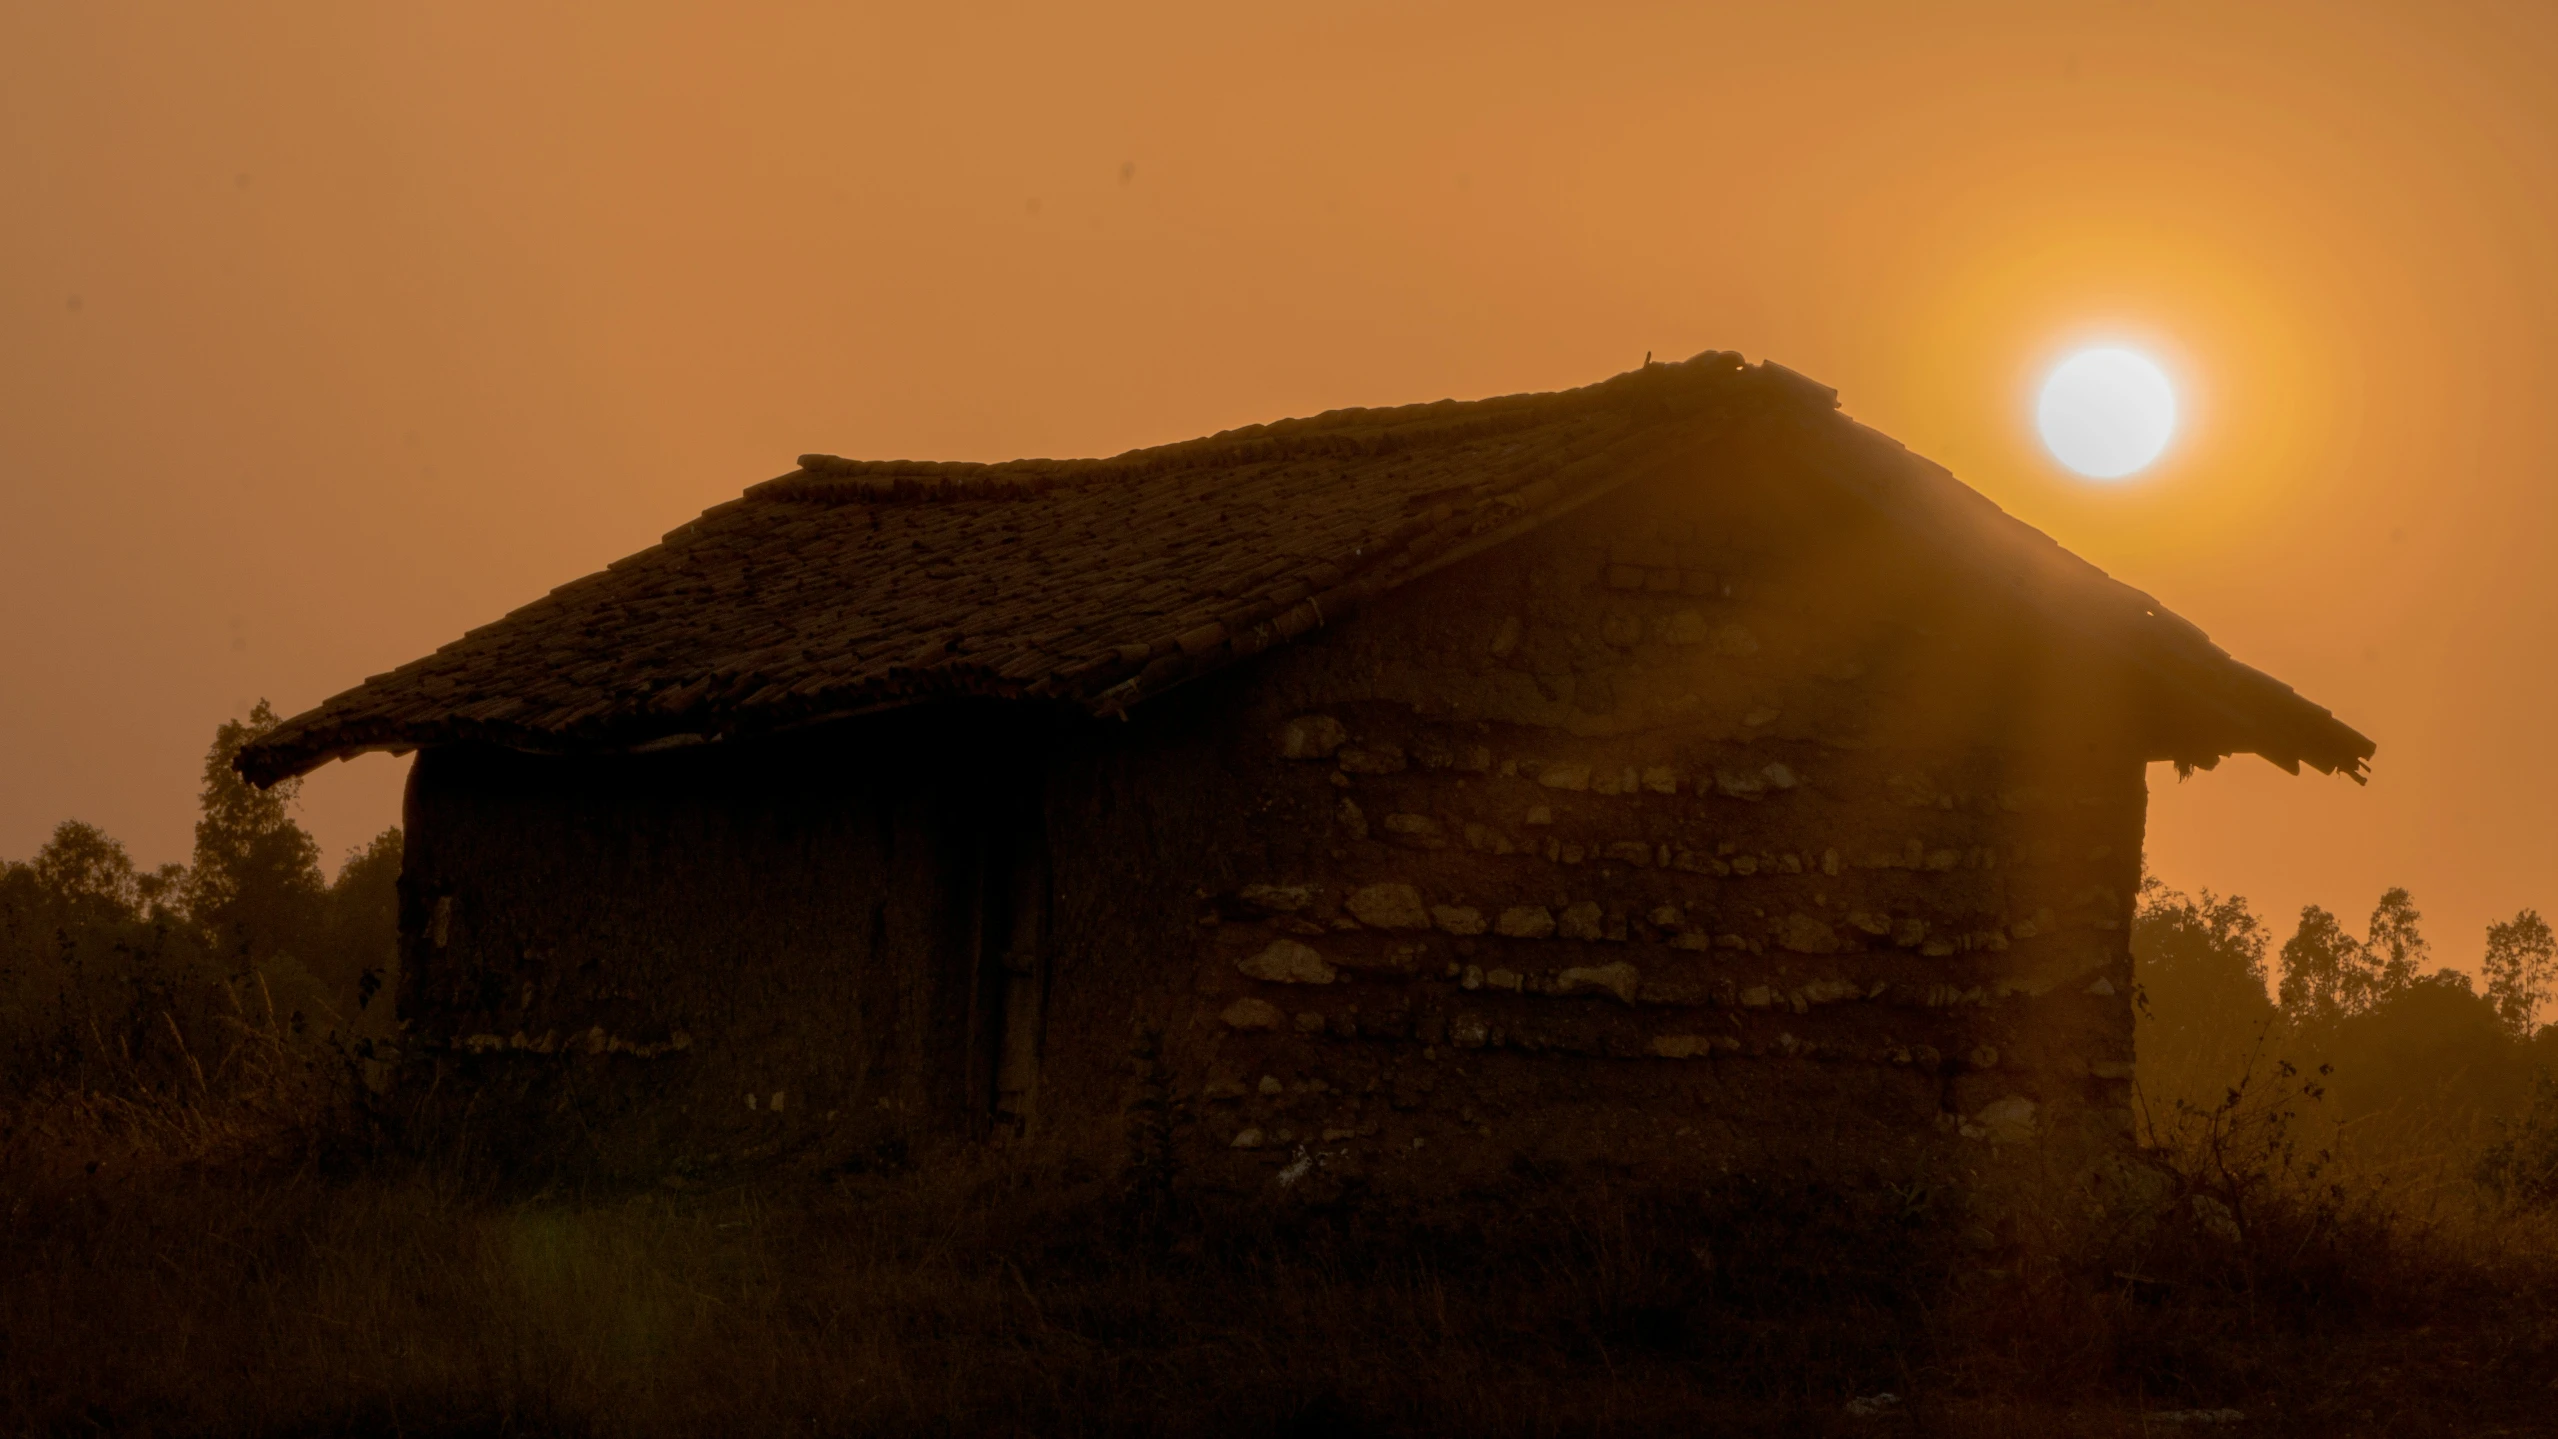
(1346, 884, 1431, 929)
(1556, 902, 1606, 940)
(1591, 767, 1638, 795)
(1431, 905, 1486, 935)
(1713, 623, 1760, 657)
(1556, 961, 1640, 1004)
(1659, 611, 1711, 646)
(1450, 1013, 1490, 1048)
(2009, 907, 2057, 938)
(1488, 616, 1522, 657)
(1650, 1034, 1738, 1058)
(1965, 1096, 2038, 1144)
(1336, 797, 1368, 839)
(570, 1026, 694, 1059)
(1641, 765, 1679, 794)
(1294, 1012, 1327, 1033)
(1775, 913, 1843, 954)
(1463, 824, 1518, 854)
(1412, 738, 1495, 773)
(1601, 612, 1643, 647)
(1239, 884, 1311, 912)
(1238, 940, 1336, 985)
(1524, 805, 1553, 826)
(1601, 841, 1654, 867)
(1795, 978, 1863, 1006)
(1649, 904, 1686, 928)
(1383, 813, 1447, 848)
(1279, 715, 1348, 759)
(1671, 930, 1713, 951)
(1888, 772, 1955, 809)
(1221, 997, 1286, 1031)
(1496, 905, 1556, 939)
(1339, 744, 1408, 774)
(1538, 764, 1591, 791)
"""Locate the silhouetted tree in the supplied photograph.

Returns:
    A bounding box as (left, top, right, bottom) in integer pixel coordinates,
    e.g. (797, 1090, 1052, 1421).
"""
(1, 821, 209, 1092)
(2278, 888, 2426, 1025)
(28, 821, 141, 923)
(2483, 909, 2556, 1039)
(2363, 887, 2430, 1003)
(321, 828, 402, 1017)
(183, 701, 325, 977)
(2278, 905, 2364, 1024)
(2, 703, 403, 1095)
(2134, 879, 2275, 1030)
(2133, 879, 2281, 1115)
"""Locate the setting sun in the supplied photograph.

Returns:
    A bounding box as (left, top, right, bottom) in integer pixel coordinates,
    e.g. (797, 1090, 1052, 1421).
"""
(2038, 346, 2179, 479)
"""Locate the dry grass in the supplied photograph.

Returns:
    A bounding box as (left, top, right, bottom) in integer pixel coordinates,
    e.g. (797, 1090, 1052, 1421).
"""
(6, 1054, 2558, 1438)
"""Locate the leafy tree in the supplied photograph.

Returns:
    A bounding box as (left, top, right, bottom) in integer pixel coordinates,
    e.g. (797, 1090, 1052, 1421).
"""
(2362, 887, 2430, 1003)
(29, 821, 142, 922)
(2319, 964, 2529, 1124)
(2134, 879, 2279, 1115)
(2278, 905, 2364, 1024)
(183, 701, 325, 975)
(321, 828, 403, 1016)
(2135, 879, 2274, 1027)
(2483, 909, 2556, 1039)
(2278, 888, 2427, 1025)
(2, 704, 402, 1094)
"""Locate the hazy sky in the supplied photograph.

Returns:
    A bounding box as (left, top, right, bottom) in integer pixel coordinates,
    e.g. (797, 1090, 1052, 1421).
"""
(6, 2, 2555, 974)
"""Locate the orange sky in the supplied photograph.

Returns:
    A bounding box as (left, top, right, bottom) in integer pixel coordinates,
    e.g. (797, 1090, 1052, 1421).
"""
(6, 2, 2555, 975)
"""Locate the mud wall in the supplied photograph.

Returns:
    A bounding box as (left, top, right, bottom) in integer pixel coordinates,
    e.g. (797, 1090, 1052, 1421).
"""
(397, 706, 1046, 1179)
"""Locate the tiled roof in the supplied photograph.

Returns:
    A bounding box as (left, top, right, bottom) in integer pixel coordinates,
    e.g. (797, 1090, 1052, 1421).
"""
(238, 352, 2373, 787)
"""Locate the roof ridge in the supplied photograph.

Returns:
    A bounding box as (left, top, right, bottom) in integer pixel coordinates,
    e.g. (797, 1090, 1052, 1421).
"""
(748, 349, 1756, 509)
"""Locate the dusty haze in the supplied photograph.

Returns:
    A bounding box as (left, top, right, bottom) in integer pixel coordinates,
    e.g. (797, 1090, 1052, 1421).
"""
(6, 1, 2553, 975)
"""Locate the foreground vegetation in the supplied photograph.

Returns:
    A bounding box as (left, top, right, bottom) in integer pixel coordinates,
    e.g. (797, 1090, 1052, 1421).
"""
(7, 713, 2558, 1435)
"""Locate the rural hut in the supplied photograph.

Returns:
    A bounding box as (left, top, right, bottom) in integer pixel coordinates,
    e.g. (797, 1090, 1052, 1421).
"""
(240, 353, 2371, 1198)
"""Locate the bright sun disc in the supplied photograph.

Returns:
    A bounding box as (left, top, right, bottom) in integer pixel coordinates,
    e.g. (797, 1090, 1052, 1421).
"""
(2037, 347, 2177, 479)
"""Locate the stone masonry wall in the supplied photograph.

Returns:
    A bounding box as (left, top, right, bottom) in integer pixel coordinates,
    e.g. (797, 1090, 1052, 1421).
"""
(1155, 445, 2148, 1211)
